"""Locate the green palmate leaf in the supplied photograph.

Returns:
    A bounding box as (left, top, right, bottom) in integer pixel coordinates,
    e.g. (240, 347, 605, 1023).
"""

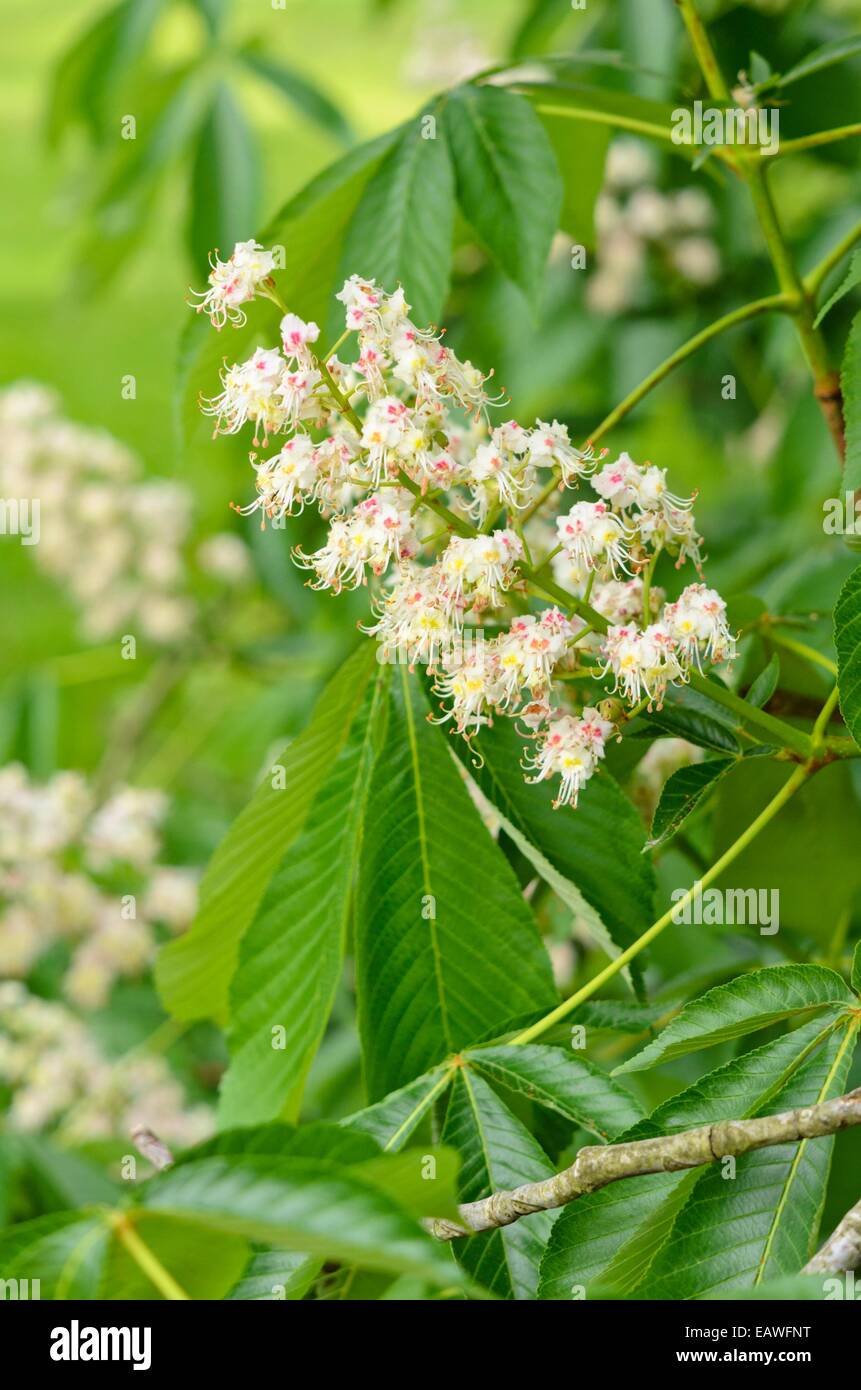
(443, 1069, 556, 1299)
(179, 1120, 460, 1221)
(647, 758, 736, 850)
(179, 1121, 379, 1167)
(103, 1214, 249, 1300)
(775, 36, 861, 89)
(443, 84, 562, 305)
(644, 1020, 859, 1298)
(745, 654, 781, 708)
(568, 999, 672, 1033)
(835, 563, 861, 746)
(449, 714, 656, 967)
(852, 941, 861, 996)
(218, 667, 389, 1126)
(141, 1154, 462, 1285)
(337, 114, 455, 327)
(188, 82, 261, 273)
(156, 644, 378, 1025)
(614, 964, 854, 1076)
(355, 669, 556, 1100)
(509, 0, 572, 58)
(634, 688, 741, 754)
(2, 1135, 119, 1210)
(342, 1066, 455, 1152)
(0, 1212, 109, 1300)
(239, 48, 353, 144)
(539, 111, 609, 248)
(227, 1249, 322, 1301)
(842, 312, 861, 493)
(465, 1044, 643, 1141)
(47, 0, 165, 145)
(537, 1011, 845, 1298)
(814, 248, 861, 327)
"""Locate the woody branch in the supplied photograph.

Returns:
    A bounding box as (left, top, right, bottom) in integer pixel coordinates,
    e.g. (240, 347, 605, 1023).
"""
(427, 1087, 861, 1241)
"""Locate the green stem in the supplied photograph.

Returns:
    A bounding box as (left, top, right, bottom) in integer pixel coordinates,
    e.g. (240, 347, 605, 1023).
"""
(510, 762, 812, 1046)
(640, 547, 660, 627)
(675, 0, 730, 100)
(109, 1213, 189, 1300)
(812, 684, 842, 746)
(687, 670, 813, 757)
(776, 125, 861, 157)
(765, 629, 838, 677)
(676, 0, 844, 461)
(518, 294, 793, 526)
(805, 216, 861, 298)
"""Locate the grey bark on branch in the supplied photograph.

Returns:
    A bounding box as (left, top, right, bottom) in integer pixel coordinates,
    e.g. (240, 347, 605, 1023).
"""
(427, 1087, 861, 1241)
(803, 1194, 861, 1275)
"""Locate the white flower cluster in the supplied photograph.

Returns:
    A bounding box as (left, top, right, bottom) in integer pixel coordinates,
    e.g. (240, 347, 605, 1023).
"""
(0, 983, 212, 1147)
(192, 246, 736, 809)
(0, 765, 198, 1010)
(189, 239, 277, 329)
(1, 385, 183, 642)
(0, 383, 252, 642)
(588, 139, 721, 315)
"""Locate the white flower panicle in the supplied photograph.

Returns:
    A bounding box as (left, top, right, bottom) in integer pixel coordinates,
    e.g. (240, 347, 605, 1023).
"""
(191, 247, 736, 810)
(0, 983, 212, 1147)
(0, 384, 242, 645)
(0, 766, 198, 1010)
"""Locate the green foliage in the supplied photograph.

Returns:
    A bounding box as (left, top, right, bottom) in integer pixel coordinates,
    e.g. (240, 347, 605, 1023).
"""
(355, 671, 556, 1099)
(835, 563, 861, 746)
(443, 85, 562, 307)
(614, 964, 855, 1075)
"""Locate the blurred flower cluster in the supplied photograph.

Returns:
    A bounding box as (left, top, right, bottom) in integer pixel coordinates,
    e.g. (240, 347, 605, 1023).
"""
(0, 383, 252, 643)
(191, 246, 735, 809)
(0, 982, 212, 1147)
(0, 764, 198, 1010)
(587, 139, 721, 315)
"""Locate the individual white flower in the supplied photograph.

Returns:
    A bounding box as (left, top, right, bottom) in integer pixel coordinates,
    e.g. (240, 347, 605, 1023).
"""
(662, 583, 736, 667)
(201, 345, 288, 444)
(522, 708, 611, 809)
(600, 623, 684, 707)
(591, 576, 663, 626)
(591, 452, 643, 509)
(605, 139, 655, 189)
(84, 788, 166, 871)
(237, 433, 321, 522)
(144, 867, 199, 932)
(556, 500, 632, 577)
(626, 188, 672, 239)
(526, 421, 601, 484)
(294, 491, 417, 591)
(280, 312, 320, 360)
(432, 637, 499, 736)
(189, 240, 276, 328)
(361, 396, 411, 484)
(197, 532, 253, 585)
(466, 437, 534, 521)
(336, 274, 388, 334)
(437, 530, 523, 610)
(671, 188, 715, 232)
(672, 236, 721, 285)
(494, 609, 574, 708)
(363, 567, 456, 668)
